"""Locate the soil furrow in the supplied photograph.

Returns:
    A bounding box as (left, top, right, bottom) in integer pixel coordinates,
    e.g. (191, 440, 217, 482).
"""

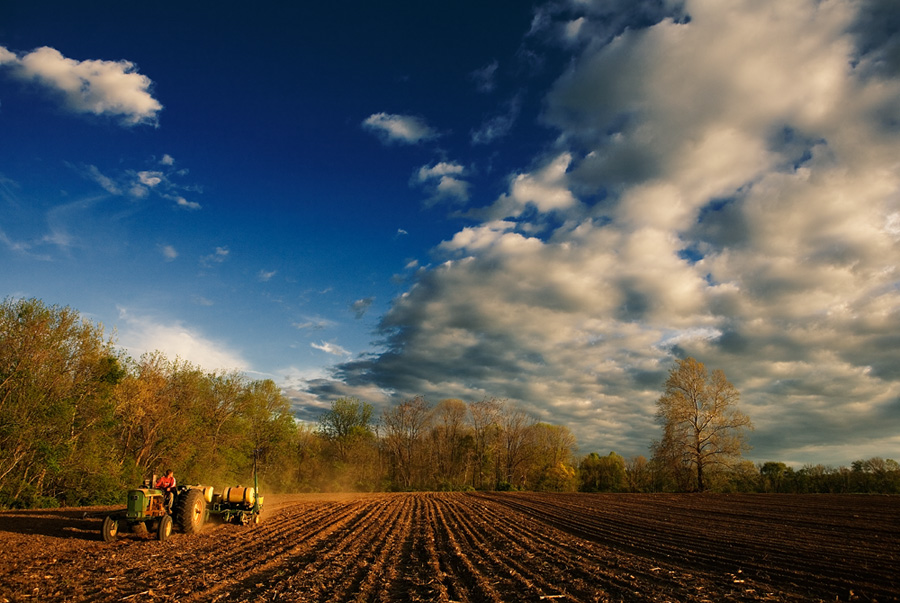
(1, 492, 896, 603)
(475, 492, 899, 601)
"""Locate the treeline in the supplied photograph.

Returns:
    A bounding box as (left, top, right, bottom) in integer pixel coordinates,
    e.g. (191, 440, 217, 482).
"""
(3, 298, 896, 508)
(298, 396, 579, 493)
(0, 298, 299, 507)
(578, 452, 900, 494)
(0, 298, 579, 507)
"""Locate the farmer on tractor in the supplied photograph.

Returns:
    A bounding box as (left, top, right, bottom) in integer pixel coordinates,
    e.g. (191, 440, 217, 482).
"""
(155, 469, 177, 513)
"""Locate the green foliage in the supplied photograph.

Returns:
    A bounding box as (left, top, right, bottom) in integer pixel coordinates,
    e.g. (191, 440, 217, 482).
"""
(579, 451, 627, 492)
(0, 297, 123, 507)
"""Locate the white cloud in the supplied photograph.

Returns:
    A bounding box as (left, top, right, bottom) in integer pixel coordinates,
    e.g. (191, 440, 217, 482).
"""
(362, 112, 438, 144)
(160, 154, 175, 166)
(201, 246, 229, 266)
(117, 308, 248, 371)
(0, 47, 16, 65)
(160, 244, 178, 261)
(308, 0, 900, 466)
(311, 341, 351, 356)
(175, 196, 201, 210)
(439, 220, 519, 253)
(79, 160, 203, 211)
(412, 161, 470, 206)
(138, 171, 163, 187)
(488, 153, 578, 217)
(0, 45, 162, 126)
(86, 165, 121, 195)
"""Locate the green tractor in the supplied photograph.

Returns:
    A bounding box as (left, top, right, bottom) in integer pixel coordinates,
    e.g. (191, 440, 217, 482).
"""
(100, 474, 263, 542)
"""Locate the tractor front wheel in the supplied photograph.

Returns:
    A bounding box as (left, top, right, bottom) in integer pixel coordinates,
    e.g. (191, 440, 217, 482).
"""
(157, 514, 173, 541)
(101, 516, 119, 542)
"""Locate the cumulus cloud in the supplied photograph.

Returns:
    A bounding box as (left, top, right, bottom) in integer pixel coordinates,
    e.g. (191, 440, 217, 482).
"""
(0, 45, 162, 126)
(138, 171, 163, 187)
(486, 153, 579, 217)
(412, 162, 470, 206)
(307, 0, 900, 466)
(362, 112, 438, 144)
(117, 308, 248, 371)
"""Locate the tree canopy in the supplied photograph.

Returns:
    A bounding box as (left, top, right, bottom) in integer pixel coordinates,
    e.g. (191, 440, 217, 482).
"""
(653, 357, 753, 491)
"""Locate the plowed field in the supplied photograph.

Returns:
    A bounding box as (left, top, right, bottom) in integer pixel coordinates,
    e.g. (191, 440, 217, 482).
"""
(0, 492, 896, 602)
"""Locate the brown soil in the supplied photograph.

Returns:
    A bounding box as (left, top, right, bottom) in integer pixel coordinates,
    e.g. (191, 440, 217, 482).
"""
(0, 492, 896, 602)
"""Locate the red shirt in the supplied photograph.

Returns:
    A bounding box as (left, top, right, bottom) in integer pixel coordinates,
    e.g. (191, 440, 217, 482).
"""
(155, 475, 176, 490)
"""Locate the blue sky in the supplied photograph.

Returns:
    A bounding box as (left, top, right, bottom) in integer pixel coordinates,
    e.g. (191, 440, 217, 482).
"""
(2, 0, 899, 467)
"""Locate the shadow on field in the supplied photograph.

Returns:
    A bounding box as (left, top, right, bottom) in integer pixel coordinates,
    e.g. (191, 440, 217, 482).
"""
(0, 507, 122, 540)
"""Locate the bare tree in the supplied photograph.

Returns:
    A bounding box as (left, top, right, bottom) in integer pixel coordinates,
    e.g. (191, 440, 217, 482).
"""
(429, 398, 471, 489)
(497, 403, 534, 489)
(381, 396, 431, 490)
(654, 357, 752, 491)
(469, 397, 502, 489)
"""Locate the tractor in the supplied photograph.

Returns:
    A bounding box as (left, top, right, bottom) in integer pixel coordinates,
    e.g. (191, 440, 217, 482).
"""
(100, 473, 263, 542)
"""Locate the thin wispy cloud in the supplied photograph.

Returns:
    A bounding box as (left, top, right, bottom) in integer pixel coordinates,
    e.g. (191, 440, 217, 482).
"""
(362, 112, 438, 145)
(311, 341, 351, 357)
(160, 244, 178, 261)
(294, 317, 336, 331)
(86, 165, 121, 195)
(201, 246, 229, 266)
(175, 196, 201, 210)
(471, 59, 499, 93)
(117, 307, 248, 371)
(471, 95, 521, 145)
(351, 297, 374, 319)
(79, 159, 202, 210)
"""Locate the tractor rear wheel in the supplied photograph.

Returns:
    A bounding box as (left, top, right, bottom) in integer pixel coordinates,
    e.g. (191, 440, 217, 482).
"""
(157, 514, 173, 541)
(174, 488, 206, 534)
(101, 516, 118, 542)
